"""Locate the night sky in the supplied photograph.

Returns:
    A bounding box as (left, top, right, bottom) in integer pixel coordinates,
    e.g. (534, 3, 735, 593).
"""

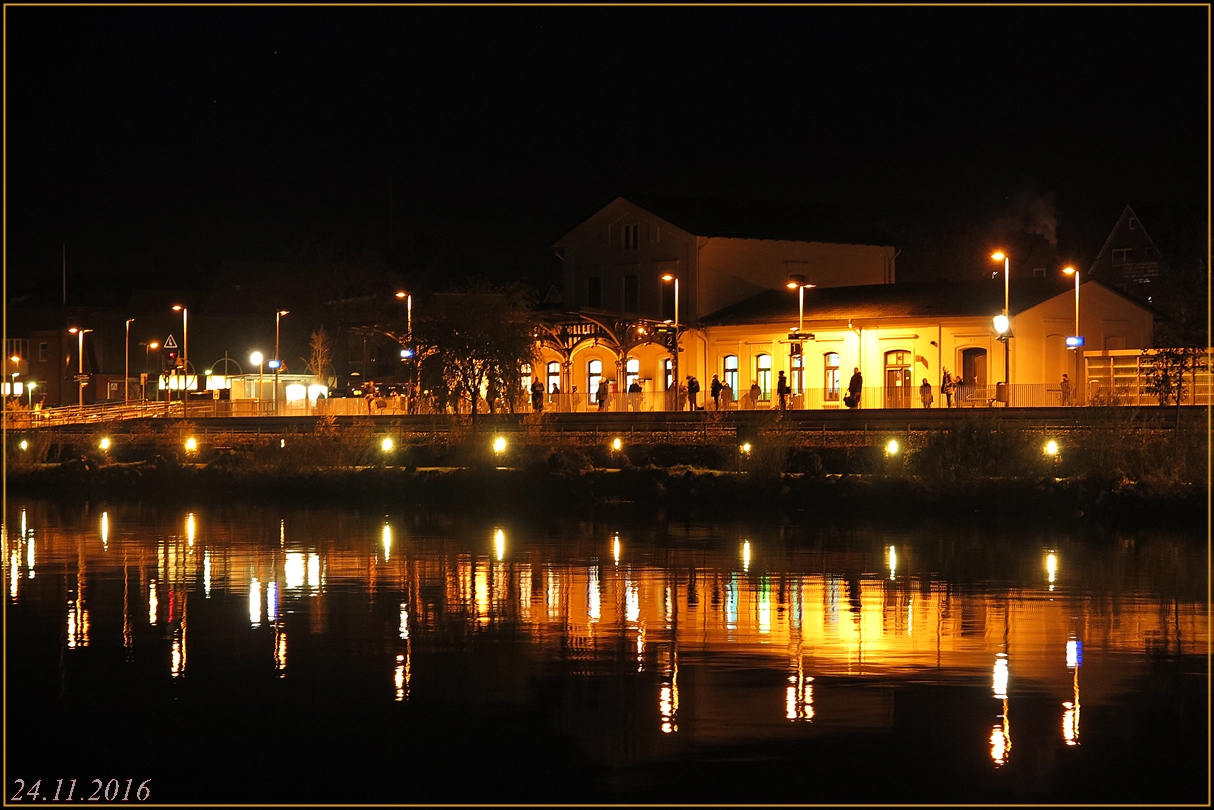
(5, 5, 1209, 301)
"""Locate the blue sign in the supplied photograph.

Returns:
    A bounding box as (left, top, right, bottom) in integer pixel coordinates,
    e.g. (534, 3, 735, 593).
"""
(267, 359, 281, 370)
(1066, 336, 1085, 348)
(400, 348, 415, 359)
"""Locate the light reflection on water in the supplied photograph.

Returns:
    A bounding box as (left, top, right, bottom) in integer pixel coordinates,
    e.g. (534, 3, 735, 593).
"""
(4, 500, 1207, 805)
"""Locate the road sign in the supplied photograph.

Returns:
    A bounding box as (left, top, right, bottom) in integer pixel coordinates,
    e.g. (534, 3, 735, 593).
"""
(164, 335, 178, 350)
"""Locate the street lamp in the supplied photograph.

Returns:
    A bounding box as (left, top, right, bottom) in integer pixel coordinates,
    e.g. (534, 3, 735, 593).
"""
(67, 327, 93, 409)
(1063, 266, 1081, 398)
(250, 351, 264, 407)
(26, 381, 36, 409)
(991, 252, 1011, 392)
(786, 273, 816, 336)
(172, 305, 188, 418)
(661, 273, 680, 411)
(125, 318, 134, 404)
(395, 292, 415, 403)
(275, 310, 289, 416)
(140, 341, 159, 401)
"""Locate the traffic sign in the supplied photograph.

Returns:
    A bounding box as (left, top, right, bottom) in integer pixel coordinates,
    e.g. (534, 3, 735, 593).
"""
(164, 335, 178, 350)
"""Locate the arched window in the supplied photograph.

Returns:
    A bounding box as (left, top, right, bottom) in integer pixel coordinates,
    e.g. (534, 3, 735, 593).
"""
(723, 354, 739, 394)
(547, 361, 561, 394)
(824, 353, 840, 401)
(756, 353, 772, 400)
(625, 357, 640, 390)
(588, 359, 603, 397)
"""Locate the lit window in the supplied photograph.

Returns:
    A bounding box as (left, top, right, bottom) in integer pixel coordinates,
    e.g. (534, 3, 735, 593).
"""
(625, 358, 640, 390)
(588, 359, 603, 397)
(824, 352, 840, 401)
(547, 361, 561, 394)
(756, 354, 772, 400)
(723, 354, 739, 394)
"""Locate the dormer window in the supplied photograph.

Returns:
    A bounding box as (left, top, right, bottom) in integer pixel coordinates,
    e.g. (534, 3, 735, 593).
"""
(622, 223, 639, 250)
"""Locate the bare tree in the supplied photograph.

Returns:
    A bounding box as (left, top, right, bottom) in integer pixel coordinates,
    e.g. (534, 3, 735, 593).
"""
(304, 328, 335, 388)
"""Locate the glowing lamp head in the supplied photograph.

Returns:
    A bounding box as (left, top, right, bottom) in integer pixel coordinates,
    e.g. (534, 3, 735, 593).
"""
(991, 251, 1006, 262)
(493, 436, 507, 455)
(172, 305, 184, 312)
(886, 439, 900, 455)
(740, 442, 752, 455)
(184, 437, 198, 452)
(611, 437, 622, 452)
(99, 437, 111, 451)
(381, 438, 394, 453)
(1045, 440, 1059, 456)
(661, 273, 675, 282)
(19, 439, 29, 451)
(993, 314, 1010, 334)
(1062, 266, 1076, 276)
(250, 351, 264, 366)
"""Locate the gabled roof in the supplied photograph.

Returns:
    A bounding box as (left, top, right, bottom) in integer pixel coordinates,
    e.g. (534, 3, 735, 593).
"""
(700, 278, 1105, 326)
(560, 194, 901, 247)
(1088, 204, 1167, 273)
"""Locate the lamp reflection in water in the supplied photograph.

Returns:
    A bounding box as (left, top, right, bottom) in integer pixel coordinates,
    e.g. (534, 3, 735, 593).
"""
(495, 528, 505, 562)
(394, 601, 411, 700)
(588, 565, 601, 623)
(887, 545, 897, 580)
(382, 523, 392, 561)
(787, 640, 816, 722)
(101, 511, 109, 552)
(742, 540, 751, 573)
(613, 534, 621, 566)
(1046, 551, 1058, 592)
(1063, 637, 1083, 745)
(991, 652, 1011, 766)
(659, 645, 679, 733)
(148, 579, 158, 625)
(249, 577, 262, 627)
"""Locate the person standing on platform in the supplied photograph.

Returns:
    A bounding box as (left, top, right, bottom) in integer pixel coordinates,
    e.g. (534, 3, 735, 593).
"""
(846, 367, 863, 408)
(920, 377, 934, 408)
(776, 370, 791, 410)
(710, 374, 723, 410)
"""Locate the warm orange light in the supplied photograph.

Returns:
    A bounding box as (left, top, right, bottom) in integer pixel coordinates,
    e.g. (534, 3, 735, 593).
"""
(69, 327, 80, 334)
(172, 305, 183, 312)
(149, 342, 159, 350)
(786, 281, 799, 289)
(10, 355, 20, 363)
(1062, 266, 1076, 275)
(991, 251, 1006, 261)
(395, 291, 407, 299)
(661, 273, 675, 282)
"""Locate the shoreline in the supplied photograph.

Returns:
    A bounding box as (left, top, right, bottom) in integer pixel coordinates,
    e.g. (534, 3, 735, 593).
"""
(5, 460, 1206, 529)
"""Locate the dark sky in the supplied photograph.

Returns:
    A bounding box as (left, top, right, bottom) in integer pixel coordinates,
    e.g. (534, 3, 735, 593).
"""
(5, 4, 1209, 299)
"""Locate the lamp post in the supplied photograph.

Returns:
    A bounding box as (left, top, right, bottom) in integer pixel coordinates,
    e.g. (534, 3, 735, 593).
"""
(661, 273, 680, 411)
(140, 341, 159, 401)
(27, 381, 36, 409)
(1062, 266, 1081, 398)
(275, 310, 289, 415)
(125, 318, 134, 404)
(786, 273, 816, 336)
(991, 252, 1011, 393)
(250, 351, 264, 408)
(395, 292, 414, 406)
(172, 305, 188, 417)
(67, 327, 93, 409)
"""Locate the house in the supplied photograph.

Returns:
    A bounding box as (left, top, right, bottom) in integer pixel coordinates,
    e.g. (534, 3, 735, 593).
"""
(1088, 204, 1169, 306)
(537, 197, 1156, 410)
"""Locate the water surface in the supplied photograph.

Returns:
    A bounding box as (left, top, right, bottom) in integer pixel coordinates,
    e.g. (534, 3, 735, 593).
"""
(5, 500, 1207, 804)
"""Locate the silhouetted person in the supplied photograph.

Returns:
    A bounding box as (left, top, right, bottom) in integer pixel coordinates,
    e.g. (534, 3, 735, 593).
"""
(846, 367, 862, 408)
(710, 374, 723, 410)
(776, 370, 791, 410)
(530, 379, 544, 413)
(686, 375, 700, 410)
(920, 377, 933, 408)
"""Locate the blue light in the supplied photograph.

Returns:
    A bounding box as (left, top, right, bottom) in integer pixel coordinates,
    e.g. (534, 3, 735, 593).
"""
(1065, 336, 1085, 348)
(400, 348, 414, 359)
(267, 359, 281, 370)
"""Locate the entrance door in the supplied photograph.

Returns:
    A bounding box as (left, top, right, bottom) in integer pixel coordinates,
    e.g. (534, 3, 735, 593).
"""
(884, 350, 911, 408)
(961, 348, 987, 401)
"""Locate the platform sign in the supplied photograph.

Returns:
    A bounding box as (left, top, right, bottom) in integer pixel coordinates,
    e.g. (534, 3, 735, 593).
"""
(1066, 336, 1085, 348)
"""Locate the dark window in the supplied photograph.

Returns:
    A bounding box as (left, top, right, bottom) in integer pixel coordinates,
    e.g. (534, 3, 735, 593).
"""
(623, 275, 638, 313)
(1129, 217, 1138, 230)
(1145, 245, 1157, 259)
(39, 342, 49, 363)
(587, 277, 602, 308)
(622, 223, 639, 250)
(1112, 248, 1132, 265)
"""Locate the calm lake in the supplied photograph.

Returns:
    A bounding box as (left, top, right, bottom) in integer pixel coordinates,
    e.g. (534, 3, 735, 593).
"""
(4, 499, 1207, 805)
